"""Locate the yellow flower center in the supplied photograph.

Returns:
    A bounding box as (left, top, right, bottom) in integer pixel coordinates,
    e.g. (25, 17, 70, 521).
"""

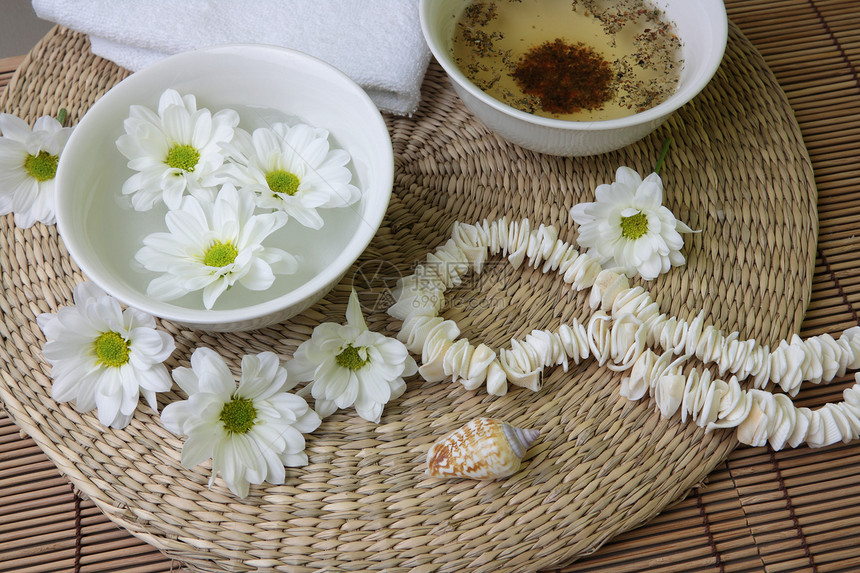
(165, 144, 200, 172)
(219, 397, 257, 434)
(204, 241, 238, 268)
(24, 150, 59, 182)
(620, 211, 649, 240)
(335, 344, 369, 371)
(93, 331, 130, 367)
(265, 170, 300, 196)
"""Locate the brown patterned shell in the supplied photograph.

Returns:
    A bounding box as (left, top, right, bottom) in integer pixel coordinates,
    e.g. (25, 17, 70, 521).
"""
(426, 417, 541, 479)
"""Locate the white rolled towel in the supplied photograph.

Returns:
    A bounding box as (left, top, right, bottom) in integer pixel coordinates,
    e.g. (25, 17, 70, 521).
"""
(32, 0, 432, 116)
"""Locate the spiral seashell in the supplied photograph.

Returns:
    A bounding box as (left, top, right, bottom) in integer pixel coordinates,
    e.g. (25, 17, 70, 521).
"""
(426, 418, 540, 479)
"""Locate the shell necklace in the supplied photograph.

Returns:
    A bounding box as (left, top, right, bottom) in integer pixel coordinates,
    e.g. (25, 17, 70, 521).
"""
(387, 217, 860, 452)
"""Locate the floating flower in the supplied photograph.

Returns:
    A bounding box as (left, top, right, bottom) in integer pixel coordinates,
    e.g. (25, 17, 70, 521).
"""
(135, 183, 298, 309)
(36, 281, 176, 429)
(161, 347, 321, 498)
(0, 113, 73, 227)
(287, 289, 417, 423)
(116, 88, 239, 211)
(217, 122, 360, 229)
(569, 166, 696, 280)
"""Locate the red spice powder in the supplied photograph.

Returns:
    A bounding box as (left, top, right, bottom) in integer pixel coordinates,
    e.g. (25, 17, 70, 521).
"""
(512, 38, 615, 115)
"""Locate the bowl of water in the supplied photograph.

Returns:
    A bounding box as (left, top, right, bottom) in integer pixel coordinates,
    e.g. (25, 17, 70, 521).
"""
(56, 44, 393, 332)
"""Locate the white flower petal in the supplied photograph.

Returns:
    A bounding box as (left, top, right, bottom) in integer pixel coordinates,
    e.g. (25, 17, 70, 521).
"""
(345, 289, 368, 332)
(615, 166, 643, 189)
(202, 279, 230, 310)
(180, 431, 216, 468)
(312, 359, 351, 403)
(234, 258, 274, 292)
(161, 393, 214, 433)
(355, 366, 391, 404)
(189, 347, 235, 397)
(0, 113, 35, 141)
(50, 361, 97, 403)
(315, 399, 338, 418)
(118, 365, 142, 415)
(212, 438, 250, 497)
(638, 253, 663, 280)
(237, 352, 286, 400)
(94, 369, 124, 426)
(136, 363, 173, 393)
(129, 327, 175, 364)
(171, 366, 201, 397)
(160, 170, 189, 209)
(290, 402, 322, 434)
(252, 427, 288, 484)
(285, 354, 320, 383)
(354, 395, 384, 424)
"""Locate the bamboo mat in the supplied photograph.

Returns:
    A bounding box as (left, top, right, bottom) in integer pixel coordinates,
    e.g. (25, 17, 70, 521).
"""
(0, 0, 855, 571)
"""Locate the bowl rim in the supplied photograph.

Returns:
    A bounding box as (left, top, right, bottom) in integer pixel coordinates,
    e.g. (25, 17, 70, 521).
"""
(56, 43, 393, 328)
(419, 0, 728, 131)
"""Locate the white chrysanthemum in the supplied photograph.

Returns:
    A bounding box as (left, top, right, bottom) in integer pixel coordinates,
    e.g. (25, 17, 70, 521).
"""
(286, 289, 417, 423)
(135, 183, 298, 309)
(36, 281, 176, 429)
(0, 113, 73, 227)
(160, 347, 321, 498)
(216, 122, 360, 229)
(116, 88, 239, 211)
(570, 166, 696, 280)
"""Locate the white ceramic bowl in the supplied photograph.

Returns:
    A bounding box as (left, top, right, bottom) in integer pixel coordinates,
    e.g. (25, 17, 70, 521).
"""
(420, 0, 728, 156)
(56, 45, 393, 332)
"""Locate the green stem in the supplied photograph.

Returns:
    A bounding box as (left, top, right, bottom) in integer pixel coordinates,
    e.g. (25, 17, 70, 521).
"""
(57, 108, 68, 126)
(654, 137, 672, 174)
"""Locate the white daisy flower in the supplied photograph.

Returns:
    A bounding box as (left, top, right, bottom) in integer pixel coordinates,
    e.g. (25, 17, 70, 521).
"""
(36, 281, 176, 429)
(0, 113, 73, 227)
(569, 166, 696, 280)
(135, 183, 298, 310)
(286, 289, 417, 423)
(160, 347, 321, 498)
(217, 122, 360, 229)
(115, 88, 239, 211)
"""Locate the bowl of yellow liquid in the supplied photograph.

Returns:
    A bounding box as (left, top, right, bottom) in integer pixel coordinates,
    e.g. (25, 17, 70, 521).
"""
(419, 0, 727, 156)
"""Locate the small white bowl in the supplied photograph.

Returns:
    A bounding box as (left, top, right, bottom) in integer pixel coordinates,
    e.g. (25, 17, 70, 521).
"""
(56, 45, 393, 332)
(420, 0, 728, 156)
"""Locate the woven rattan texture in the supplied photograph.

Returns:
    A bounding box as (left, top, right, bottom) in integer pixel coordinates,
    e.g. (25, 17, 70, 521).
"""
(0, 21, 816, 573)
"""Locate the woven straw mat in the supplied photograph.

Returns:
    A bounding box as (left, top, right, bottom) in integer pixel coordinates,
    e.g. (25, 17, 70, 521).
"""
(0, 25, 816, 573)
